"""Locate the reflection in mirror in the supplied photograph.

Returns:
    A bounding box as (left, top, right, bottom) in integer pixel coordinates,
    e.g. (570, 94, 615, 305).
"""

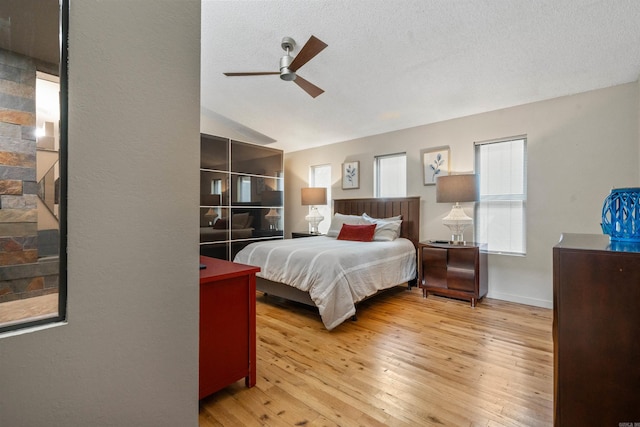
(0, 0, 66, 333)
(36, 73, 60, 220)
(236, 176, 251, 203)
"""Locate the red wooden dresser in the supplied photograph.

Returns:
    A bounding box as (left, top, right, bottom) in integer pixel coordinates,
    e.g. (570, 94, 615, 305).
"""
(199, 256, 260, 399)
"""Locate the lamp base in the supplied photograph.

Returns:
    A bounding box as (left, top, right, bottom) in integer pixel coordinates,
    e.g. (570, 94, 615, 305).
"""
(448, 233, 467, 245)
(265, 208, 281, 230)
(305, 207, 324, 234)
(442, 203, 473, 245)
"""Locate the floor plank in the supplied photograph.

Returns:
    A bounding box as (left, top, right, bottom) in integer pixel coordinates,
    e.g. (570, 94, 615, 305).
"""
(0, 293, 58, 327)
(200, 287, 553, 426)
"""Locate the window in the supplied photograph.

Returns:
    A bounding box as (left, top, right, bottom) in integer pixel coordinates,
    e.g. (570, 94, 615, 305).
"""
(236, 176, 251, 203)
(474, 137, 527, 255)
(0, 0, 68, 334)
(309, 164, 331, 234)
(375, 153, 406, 198)
(211, 179, 222, 195)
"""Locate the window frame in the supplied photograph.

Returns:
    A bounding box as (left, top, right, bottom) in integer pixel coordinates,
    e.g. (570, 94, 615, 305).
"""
(474, 136, 527, 256)
(374, 152, 407, 198)
(0, 0, 68, 335)
(236, 176, 251, 203)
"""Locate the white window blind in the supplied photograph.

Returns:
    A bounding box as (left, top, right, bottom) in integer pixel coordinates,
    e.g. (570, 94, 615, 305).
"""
(237, 176, 251, 203)
(474, 137, 527, 255)
(310, 164, 331, 234)
(375, 153, 407, 198)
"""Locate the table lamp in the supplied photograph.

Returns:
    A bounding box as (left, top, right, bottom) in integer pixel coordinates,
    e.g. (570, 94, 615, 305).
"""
(301, 187, 327, 234)
(204, 208, 218, 226)
(262, 190, 283, 230)
(436, 174, 478, 244)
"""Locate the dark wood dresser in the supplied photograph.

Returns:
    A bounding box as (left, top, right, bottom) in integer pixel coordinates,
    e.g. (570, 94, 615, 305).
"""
(199, 256, 260, 399)
(553, 233, 640, 426)
(418, 241, 487, 307)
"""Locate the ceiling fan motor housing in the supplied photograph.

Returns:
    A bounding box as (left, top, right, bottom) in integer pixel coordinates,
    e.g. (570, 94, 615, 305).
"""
(279, 54, 296, 81)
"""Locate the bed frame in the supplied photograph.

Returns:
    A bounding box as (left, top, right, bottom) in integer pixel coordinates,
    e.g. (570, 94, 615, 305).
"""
(256, 196, 421, 307)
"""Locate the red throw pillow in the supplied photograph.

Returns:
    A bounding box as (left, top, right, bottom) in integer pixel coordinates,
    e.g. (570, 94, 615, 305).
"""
(337, 223, 376, 242)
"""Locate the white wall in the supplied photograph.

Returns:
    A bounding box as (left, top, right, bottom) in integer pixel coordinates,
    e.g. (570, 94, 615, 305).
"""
(286, 82, 640, 308)
(0, 2, 201, 426)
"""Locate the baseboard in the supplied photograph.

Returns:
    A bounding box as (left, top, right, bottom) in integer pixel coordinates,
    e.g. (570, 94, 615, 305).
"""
(486, 291, 552, 309)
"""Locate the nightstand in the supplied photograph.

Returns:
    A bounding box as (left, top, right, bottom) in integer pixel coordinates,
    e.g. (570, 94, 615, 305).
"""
(291, 231, 322, 238)
(418, 241, 487, 307)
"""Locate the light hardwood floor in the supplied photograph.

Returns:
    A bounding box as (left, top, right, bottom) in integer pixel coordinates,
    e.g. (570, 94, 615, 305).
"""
(199, 287, 553, 426)
(0, 293, 58, 328)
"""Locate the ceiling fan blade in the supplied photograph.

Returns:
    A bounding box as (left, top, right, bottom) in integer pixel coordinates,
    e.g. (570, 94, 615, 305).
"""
(289, 35, 327, 72)
(223, 72, 279, 76)
(294, 75, 324, 98)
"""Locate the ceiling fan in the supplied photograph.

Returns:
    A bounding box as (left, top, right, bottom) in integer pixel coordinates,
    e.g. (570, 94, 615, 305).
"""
(223, 35, 328, 98)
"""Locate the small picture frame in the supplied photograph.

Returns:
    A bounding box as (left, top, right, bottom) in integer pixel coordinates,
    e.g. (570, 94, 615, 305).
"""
(421, 146, 450, 185)
(342, 161, 360, 189)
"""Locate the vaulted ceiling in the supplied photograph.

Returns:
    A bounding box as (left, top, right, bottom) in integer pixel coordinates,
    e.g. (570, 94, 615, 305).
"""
(3, 1, 639, 154)
(201, 0, 640, 152)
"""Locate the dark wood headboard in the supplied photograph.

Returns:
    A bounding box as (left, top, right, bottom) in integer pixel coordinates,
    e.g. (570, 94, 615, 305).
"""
(333, 197, 421, 248)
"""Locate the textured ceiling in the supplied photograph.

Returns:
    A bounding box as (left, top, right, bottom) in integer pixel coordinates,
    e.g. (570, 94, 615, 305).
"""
(201, 0, 640, 152)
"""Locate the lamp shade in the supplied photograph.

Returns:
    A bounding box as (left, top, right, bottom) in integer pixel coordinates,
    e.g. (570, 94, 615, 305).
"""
(301, 187, 327, 206)
(436, 174, 478, 203)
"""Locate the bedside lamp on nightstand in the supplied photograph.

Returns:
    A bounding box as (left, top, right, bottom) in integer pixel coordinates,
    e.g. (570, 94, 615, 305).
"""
(203, 194, 221, 226)
(436, 174, 478, 244)
(301, 187, 327, 234)
(262, 190, 283, 230)
(204, 208, 218, 226)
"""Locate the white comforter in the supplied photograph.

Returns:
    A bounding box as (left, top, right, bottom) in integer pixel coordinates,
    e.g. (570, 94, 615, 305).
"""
(234, 236, 416, 330)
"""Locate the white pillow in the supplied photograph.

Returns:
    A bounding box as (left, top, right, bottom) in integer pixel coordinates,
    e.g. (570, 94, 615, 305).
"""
(326, 213, 367, 237)
(362, 213, 403, 241)
(363, 213, 402, 222)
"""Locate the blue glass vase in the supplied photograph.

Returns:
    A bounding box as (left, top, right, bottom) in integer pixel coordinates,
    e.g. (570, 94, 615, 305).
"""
(601, 187, 640, 242)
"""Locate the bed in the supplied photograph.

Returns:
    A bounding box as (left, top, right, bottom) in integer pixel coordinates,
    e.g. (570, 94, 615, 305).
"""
(233, 196, 420, 330)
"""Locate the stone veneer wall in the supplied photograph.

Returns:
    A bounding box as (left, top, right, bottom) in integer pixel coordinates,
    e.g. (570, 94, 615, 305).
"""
(0, 48, 58, 303)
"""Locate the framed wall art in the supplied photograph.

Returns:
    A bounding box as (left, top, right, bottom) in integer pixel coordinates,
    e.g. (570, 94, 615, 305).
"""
(421, 146, 450, 185)
(342, 161, 360, 189)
